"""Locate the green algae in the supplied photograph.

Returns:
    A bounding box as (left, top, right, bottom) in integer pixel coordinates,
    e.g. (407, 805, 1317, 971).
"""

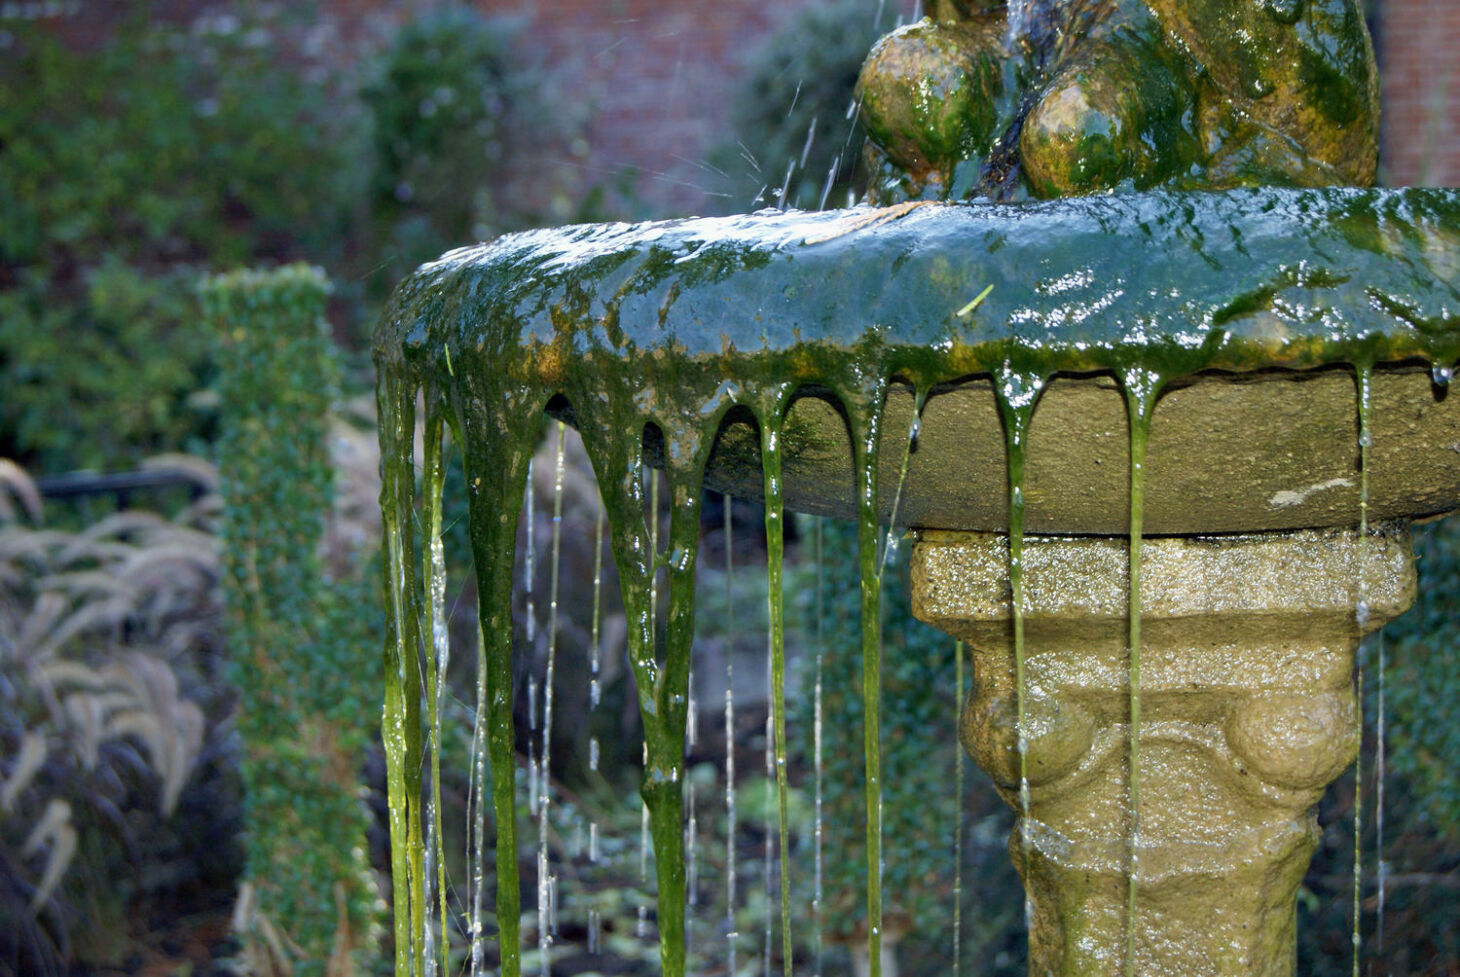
(992, 364, 1045, 955)
(422, 407, 450, 977)
(853, 381, 889, 977)
(378, 370, 427, 977)
(373, 187, 1460, 976)
(858, 0, 1379, 199)
(757, 391, 796, 977)
(1121, 368, 1163, 977)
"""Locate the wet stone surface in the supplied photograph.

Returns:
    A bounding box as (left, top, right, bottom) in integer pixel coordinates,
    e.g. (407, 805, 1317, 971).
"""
(857, 0, 1379, 201)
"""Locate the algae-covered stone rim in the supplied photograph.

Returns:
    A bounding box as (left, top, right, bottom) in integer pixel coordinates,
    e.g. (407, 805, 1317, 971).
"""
(373, 186, 1460, 534)
(375, 186, 1460, 389)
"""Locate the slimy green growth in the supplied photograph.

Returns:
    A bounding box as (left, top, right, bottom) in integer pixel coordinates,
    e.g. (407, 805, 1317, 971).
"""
(374, 187, 1460, 975)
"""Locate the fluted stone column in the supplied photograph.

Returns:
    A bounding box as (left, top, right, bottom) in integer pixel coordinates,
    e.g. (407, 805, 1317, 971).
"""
(911, 526, 1415, 977)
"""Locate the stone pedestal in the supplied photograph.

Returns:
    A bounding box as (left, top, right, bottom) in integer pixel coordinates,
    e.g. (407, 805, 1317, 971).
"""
(911, 527, 1415, 977)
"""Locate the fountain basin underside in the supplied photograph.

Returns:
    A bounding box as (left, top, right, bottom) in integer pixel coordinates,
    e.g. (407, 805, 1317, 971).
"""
(705, 363, 1460, 534)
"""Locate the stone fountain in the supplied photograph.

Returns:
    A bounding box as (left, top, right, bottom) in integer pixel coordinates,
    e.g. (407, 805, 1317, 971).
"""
(374, 1, 1460, 975)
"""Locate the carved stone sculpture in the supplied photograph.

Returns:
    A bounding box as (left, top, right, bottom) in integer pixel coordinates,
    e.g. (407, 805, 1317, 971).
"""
(856, 0, 1379, 200)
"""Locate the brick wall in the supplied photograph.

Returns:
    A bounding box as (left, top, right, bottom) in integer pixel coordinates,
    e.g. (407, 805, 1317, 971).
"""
(449, 0, 1460, 205)
(1378, 0, 1460, 186)
(476, 0, 812, 215)
(328, 0, 846, 216)
(10, 0, 1457, 213)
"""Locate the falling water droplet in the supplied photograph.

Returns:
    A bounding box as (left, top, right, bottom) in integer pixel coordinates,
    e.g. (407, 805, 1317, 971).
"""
(1433, 363, 1452, 387)
(813, 518, 826, 977)
(724, 494, 740, 977)
(525, 456, 537, 644)
(687, 780, 699, 908)
(528, 754, 539, 817)
(777, 160, 796, 211)
(640, 780, 651, 883)
(539, 847, 554, 977)
(589, 822, 600, 864)
(589, 737, 600, 772)
(818, 156, 840, 213)
(878, 403, 923, 580)
(536, 424, 568, 977)
(688, 678, 698, 749)
(1376, 628, 1388, 959)
(1353, 361, 1374, 977)
(953, 639, 965, 977)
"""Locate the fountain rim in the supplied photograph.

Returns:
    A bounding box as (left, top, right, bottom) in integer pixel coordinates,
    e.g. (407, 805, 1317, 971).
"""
(375, 185, 1460, 384)
(373, 185, 1460, 535)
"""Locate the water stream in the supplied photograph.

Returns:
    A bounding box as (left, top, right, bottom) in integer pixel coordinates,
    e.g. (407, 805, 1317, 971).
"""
(1120, 369, 1162, 977)
(758, 395, 795, 976)
(1353, 362, 1374, 977)
(536, 422, 568, 974)
(992, 365, 1045, 943)
(374, 188, 1460, 976)
(723, 495, 739, 976)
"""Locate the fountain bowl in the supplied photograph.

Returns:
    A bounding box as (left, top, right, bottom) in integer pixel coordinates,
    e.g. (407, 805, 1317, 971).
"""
(378, 186, 1460, 535)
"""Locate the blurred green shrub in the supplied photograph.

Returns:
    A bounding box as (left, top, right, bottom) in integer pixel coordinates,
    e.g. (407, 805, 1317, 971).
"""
(718, 0, 895, 211)
(204, 266, 381, 976)
(0, 8, 366, 472)
(0, 3, 612, 475)
(1386, 517, 1460, 838)
(363, 8, 530, 282)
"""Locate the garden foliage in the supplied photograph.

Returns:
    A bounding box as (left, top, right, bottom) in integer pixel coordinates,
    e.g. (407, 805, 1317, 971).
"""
(363, 7, 525, 282)
(204, 266, 381, 977)
(1386, 518, 1460, 839)
(0, 458, 232, 974)
(0, 8, 367, 473)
